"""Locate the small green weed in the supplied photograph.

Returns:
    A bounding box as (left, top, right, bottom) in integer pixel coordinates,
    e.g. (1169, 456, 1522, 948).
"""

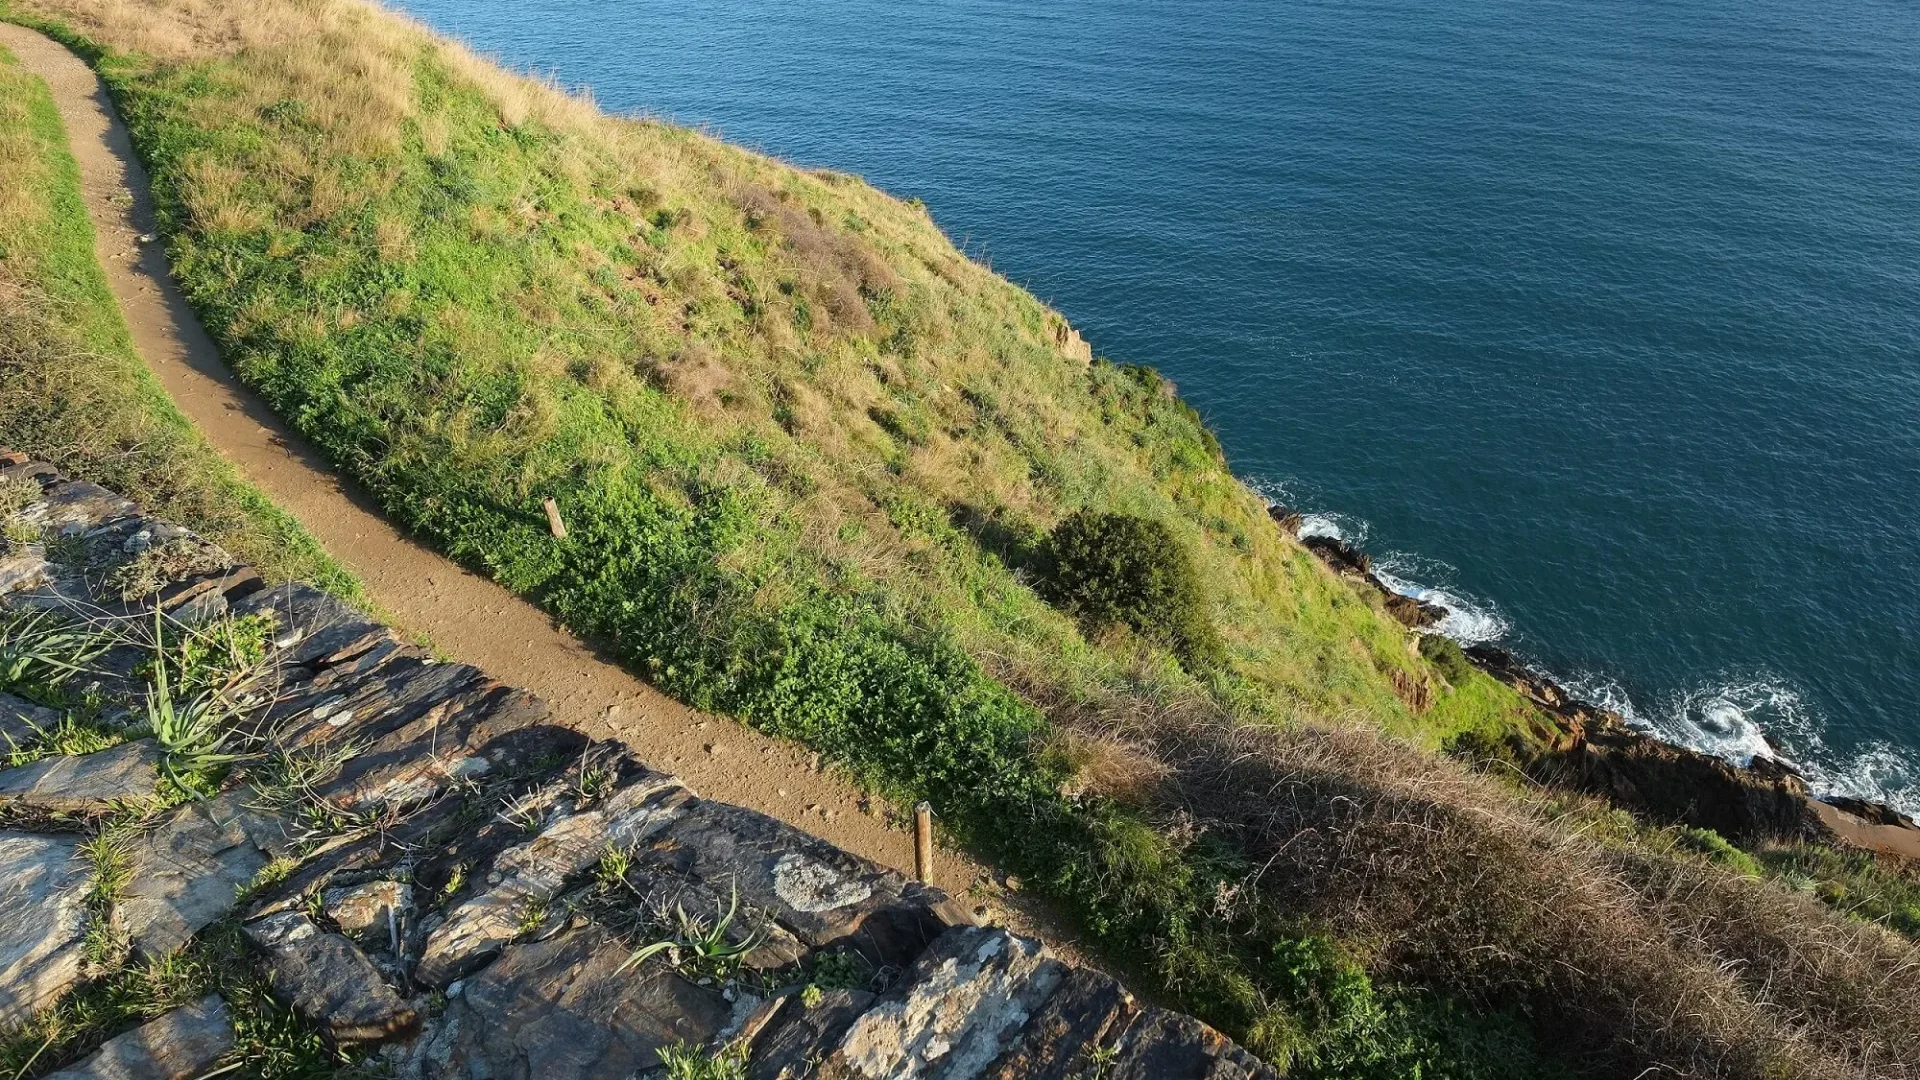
(619, 884, 763, 981)
(0, 607, 114, 705)
(657, 1039, 749, 1080)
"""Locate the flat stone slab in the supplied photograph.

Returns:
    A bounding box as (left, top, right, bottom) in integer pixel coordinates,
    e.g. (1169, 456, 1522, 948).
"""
(0, 832, 89, 1028)
(414, 769, 688, 986)
(0, 691, 60, 750)
(826, 926, 1066, 1079)
(413, 926, 732, 1079)
(1102, 1008, 1278, 1080)
(748, 988, 875, 1080)
(981, 967, 1134, 1080)
(43, 995, 234, 1079)
(118, 791, 283, 958)
(646, 798, 943, 964)
(245, 912, 417, 1045)
(0, 739, 162, 814)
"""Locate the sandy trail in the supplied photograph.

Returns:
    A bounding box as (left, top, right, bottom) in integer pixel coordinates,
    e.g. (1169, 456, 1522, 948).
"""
(0, 22, 1022, 918)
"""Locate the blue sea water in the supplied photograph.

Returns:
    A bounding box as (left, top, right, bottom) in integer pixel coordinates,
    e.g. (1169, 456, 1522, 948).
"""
(393, 0, 1920, 812)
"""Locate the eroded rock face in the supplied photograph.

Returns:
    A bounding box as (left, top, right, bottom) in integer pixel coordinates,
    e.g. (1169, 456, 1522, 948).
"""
(417, 926, 732, 1079)
(118, 791, 283, 958)
(1102, 1008, 1277, 1080)
(646, 799, 943, 964)
(325, 879, 414, 944)
(827, 927, 1066, 1080)
(748, 989, 875, 1080)
(42, 995, 234, 1080)
(981, 968, 1133, 1080)
(414, 771, 690, 986)
(0, 739, 162, 815)
(245, 912, 418, 1045)
(0, 691, 59, 751)
(0, 832, 89, 1028)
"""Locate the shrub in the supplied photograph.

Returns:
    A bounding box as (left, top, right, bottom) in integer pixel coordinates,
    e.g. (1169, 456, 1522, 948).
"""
(1044, 509, 1223, 670)
(1418, 633, 1476, 689)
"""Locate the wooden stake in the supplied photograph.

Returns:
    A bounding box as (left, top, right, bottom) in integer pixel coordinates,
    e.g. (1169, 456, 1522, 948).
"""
(542, 497, 567, 539)
(913, 801, 933, 883)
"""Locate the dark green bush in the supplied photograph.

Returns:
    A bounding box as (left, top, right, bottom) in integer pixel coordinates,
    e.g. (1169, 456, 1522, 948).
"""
(1418, 632, 1476, 688)
(1044, 509, 1223, 670)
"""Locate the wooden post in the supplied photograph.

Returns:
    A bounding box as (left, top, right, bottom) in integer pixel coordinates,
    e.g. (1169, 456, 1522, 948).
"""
(913, 801, 933, 883)
(542, 497, 567, 539)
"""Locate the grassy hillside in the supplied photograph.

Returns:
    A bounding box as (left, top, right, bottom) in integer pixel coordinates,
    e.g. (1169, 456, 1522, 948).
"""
(4, 3, 1918, 1077)
(0, 36, 355, 598)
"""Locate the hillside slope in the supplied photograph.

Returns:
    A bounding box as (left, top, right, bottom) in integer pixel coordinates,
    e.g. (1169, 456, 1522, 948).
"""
(3, 3, 1918, 1077)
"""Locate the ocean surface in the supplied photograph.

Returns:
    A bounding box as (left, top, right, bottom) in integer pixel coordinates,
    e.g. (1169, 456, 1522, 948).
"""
(393, 0, 1920, 813)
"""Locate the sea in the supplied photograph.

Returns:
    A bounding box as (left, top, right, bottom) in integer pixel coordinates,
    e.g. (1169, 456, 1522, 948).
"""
(392, 0, 1920, 814)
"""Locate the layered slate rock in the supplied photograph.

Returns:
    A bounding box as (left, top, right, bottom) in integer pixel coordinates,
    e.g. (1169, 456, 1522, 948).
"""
(117, 791, 284, 958)
(825, 927, 1066, 1079)
(746, 989, 875, 1080)
(1101, 1008, 1277, 1080)
(643, 798, 947, 966)
(0, 740, 162, 815)
(980, 968, 1133, 1080)
(0, 832, 89, 1027)
(412, 928, 735, 1078)
(325, 879, 414, 944)
(0, 691, 59, 750)
(414, 767, 690, 986)
(245, 912, 418, 1044)
(42, 995, 234, 1080)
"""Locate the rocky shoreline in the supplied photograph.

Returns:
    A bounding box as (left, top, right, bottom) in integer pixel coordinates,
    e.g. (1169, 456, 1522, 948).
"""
(1270, 504, 1920, 861)
(0, 454, 1274, 1079)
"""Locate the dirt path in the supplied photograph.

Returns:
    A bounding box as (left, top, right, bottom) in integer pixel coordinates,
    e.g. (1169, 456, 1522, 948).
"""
(0, 22, 1021, 921)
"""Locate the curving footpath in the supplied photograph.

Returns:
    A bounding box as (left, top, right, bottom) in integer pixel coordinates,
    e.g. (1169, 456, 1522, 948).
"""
(0, 20, 1004, 903)
(0, 457, 1270, 1078)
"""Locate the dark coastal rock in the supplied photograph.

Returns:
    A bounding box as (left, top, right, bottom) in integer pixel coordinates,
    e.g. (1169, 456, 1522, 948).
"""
(824, 926, 1066, 1079)
(0, 832, 90, 1027)
(43, 995, 234, 1080)
(416, 926, 733, 1078)
(0, 691, 61, 751)
(1103, 1007, 1277, 1080)
(1265, 504, 1303, 537)
(0, 739, 162, 815)
(37, 479, 138, 534)
(1383, 592, 1446, 629)
(645, 797, 948, 965)
(414, 769, 689, 986)
(748, 989, 875, 1080)
(1301, 534, 1371, 576)
(245, 912, 418, 1045)
(118, 791, 284, 958)
(982, 967, 1135, 1080)
(619, 862, 809, 971)
(325, 879, 414, 944)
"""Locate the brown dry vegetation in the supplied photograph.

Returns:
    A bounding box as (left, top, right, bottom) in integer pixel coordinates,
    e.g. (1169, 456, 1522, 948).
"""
(4, 3, 1918, 1075)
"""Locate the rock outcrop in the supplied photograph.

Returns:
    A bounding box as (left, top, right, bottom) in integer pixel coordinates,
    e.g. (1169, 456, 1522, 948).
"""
(41, 996, 233, 1080)
(0, 457, 1273, 1078)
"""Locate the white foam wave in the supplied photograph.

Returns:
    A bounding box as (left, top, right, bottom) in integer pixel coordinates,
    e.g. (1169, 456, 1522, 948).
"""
(1549, 671, 1920, 817)
(1371, 558, 1511, 645)
(1244, 475, 1920, 815)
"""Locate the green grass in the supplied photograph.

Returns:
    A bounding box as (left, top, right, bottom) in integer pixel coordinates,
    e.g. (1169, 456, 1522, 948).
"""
(0, 40, 358, 600)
